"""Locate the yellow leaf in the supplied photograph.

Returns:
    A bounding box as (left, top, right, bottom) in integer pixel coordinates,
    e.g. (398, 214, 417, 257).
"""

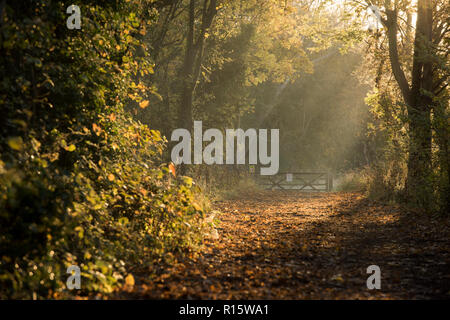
(49, 152, 59, 162)
(139, 100, 149, 109)
(125, 274, 135, 286)
(7, 137, 24, 151)
(65, 144, 76, 152)
(92, 123, 102, 136)
(31, 138, 41, 151)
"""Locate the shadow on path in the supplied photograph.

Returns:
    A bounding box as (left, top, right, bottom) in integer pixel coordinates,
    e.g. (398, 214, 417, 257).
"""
(124, 191, 450, 299)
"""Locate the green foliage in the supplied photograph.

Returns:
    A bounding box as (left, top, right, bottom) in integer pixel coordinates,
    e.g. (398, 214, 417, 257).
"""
(363, 90, 409, 201)
(0, 0, 205, 298)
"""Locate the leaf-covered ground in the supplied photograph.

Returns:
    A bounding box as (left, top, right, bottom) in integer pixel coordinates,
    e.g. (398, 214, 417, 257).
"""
(120, 191, 450, 299)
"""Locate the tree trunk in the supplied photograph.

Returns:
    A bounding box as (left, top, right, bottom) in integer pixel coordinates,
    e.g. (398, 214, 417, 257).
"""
(178, 0, 196, 131)
(178, 0, 217, 131)
(405, 101, 432, 207)
(405, 0, 433, 208)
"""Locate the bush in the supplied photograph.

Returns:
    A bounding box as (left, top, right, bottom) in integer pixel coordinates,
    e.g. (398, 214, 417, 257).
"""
(335, 162, 407, 203)
(0, 0, 206, 298)
(335, 170, 368, 192)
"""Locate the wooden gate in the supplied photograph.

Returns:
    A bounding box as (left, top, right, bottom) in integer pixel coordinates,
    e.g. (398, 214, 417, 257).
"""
(257, 171, 333, 191)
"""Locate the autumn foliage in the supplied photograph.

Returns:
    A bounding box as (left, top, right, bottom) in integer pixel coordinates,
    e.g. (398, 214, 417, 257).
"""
(0, 1, 205, 298)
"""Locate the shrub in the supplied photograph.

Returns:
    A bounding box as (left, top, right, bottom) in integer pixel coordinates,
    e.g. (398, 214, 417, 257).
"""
(0, 0, 206, 298)
(335, 170, 368, 192)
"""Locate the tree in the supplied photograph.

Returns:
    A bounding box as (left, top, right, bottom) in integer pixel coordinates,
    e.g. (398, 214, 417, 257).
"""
(359, 0, 449, 209)
(179, 0, 218, 131)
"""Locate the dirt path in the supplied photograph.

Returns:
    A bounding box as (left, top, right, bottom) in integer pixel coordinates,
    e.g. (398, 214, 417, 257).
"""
(127, 191, 450, 299)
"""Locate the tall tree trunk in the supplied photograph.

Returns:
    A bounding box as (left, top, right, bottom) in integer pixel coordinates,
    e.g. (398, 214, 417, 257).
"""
(406, 0, 433, 208)
(433, 99, 450, 213)
(178, 0, 196, 131)
(178, 0, 217, 131)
